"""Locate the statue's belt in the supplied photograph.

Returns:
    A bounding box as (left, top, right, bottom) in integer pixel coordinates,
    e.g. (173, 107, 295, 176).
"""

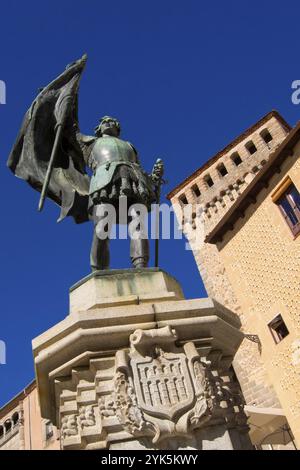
(89, 161, 142, 195)
(96, 160, 138, 171)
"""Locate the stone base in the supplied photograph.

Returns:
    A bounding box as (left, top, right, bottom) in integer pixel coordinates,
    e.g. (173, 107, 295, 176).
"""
(33, 269, 252, 450)
(109, 426, 252, 451)
(69, 268, 184, 313)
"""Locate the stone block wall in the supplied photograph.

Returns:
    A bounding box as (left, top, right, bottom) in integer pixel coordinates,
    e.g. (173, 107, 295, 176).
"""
(168, 112, 290, 412)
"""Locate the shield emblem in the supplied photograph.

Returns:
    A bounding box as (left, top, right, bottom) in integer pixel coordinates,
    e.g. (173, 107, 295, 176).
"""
(131, 350, 195, 420)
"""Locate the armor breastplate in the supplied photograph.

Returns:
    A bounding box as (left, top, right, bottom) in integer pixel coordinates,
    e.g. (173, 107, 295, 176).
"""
(90, 136, 137, 168)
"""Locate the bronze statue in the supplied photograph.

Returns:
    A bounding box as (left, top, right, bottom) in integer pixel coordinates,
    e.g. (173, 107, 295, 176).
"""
(7, 55, 164, 270)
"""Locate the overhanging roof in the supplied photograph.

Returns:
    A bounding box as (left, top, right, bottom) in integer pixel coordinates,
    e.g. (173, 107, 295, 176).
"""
(0, 379, 36, 419)
(245, 406, 293, 446)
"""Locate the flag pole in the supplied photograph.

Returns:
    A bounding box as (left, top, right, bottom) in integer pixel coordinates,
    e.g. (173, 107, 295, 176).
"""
(38, 123, 64, 212)
(153, 158, 165, 268)
(154, 181, 161, 268)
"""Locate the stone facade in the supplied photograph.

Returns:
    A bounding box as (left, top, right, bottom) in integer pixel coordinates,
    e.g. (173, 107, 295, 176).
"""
(214, 140, 300, 445)
(0, 382, 59, 450)
(168, 111, 299, 448)
(32, 269, 252, 450)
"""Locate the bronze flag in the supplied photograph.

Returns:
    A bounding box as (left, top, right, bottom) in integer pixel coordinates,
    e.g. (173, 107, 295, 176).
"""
(7, 55, 90, 223)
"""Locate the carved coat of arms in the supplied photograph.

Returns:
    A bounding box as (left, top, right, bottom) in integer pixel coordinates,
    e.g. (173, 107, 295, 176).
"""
(107, 326, 213, 443)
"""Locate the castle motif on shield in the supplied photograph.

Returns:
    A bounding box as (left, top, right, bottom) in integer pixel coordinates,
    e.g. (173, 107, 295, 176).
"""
(108, 326, 213, 443)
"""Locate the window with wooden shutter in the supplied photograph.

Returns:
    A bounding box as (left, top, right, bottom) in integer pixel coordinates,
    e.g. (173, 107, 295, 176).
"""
(268, 314, 289, 344)
(276, 183, 300, 236)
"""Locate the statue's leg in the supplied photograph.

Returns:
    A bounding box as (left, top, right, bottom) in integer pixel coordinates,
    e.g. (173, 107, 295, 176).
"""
(130, 237, 149, 268)
(128, 211, 149, 268)
(90, 204, 111, 271)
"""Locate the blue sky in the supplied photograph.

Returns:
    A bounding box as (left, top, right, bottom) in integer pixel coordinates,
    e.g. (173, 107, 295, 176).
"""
(1, 0, 300, 407)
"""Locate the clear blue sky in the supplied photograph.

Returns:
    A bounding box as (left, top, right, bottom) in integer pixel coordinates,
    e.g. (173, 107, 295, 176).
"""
(1, 0, 300, 407)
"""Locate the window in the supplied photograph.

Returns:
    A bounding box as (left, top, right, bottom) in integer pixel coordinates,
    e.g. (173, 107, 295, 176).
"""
(217, 163, 228, 177)
(268, 314, 289, 344)
(4, 420, 11, 433)
(179, 194, 188, 206)
(231, 152, 242, 166)
(260, 128, 273, 144)
(12, 412, 19, 426)
(246, 140, 257, 155)
(191, 184, 201, 198)
(204, 174, 214, 188)
(276, 183, 300, 236)
(45, 421, 54, 440)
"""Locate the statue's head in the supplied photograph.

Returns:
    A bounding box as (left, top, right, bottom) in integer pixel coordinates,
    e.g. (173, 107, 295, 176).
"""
(94, 116, 121, 137)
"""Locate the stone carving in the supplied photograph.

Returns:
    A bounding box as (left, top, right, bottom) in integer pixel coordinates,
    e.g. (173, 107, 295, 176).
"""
(61, 414, 78, 439)
(108, 326, 213, 443)
(79, 406, 96, 428)
(99, 360, 151, 437)
(99, 397, 115, 418)
(114, 369, 150, 436)
(56, 338, 249, 449)
(190, 358, 213, 428)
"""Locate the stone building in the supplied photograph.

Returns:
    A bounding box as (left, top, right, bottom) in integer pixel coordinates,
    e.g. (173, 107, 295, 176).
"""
(168, 110, 300, 449)
(0, 381, 59, 450)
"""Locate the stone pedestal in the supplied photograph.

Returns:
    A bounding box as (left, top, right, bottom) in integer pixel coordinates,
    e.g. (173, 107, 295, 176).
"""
(33, 268, 252, 450)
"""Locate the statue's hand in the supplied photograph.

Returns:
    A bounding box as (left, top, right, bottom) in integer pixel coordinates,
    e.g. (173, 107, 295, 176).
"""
(151, 158, 164, 185)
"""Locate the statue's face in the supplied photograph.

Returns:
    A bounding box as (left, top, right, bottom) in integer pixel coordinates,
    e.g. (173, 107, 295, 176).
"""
(99, 118, 120, 137)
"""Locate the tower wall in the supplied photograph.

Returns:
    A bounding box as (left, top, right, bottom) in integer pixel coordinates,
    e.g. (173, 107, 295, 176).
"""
(169, 113, 290, 412)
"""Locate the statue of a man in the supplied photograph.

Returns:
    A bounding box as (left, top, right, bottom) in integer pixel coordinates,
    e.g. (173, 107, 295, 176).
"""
(7, 55, 164, 271)
(79, 115, 163, 270)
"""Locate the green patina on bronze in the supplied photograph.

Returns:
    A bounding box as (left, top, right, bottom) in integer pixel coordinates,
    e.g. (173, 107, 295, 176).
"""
(7, 55, 165, 271)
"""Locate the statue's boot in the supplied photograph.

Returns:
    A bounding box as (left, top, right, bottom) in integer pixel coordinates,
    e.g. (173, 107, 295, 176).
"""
(132, 257, 148, 268)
